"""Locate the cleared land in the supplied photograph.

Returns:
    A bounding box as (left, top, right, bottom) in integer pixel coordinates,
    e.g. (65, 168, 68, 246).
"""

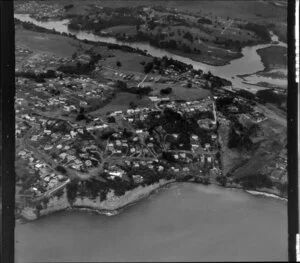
(238, 45, 287, 87)
(15, 27, 92, 58)
(15, 0, 287, 66)
(256, 46, 287, 70)
(39, 0, 287, 23)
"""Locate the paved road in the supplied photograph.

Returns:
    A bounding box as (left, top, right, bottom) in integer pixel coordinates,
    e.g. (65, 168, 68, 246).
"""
(45, 179, 70, 198)
(23, 127, 57, 169)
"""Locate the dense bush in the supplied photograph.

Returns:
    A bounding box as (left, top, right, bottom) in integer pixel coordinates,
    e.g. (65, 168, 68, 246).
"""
(242, 22, 271, 42)
(64, 4, 74, 11)
(256, 89, 286, 107)
(16, 70, 57, 82)
(144, 62, 154, 73)
(198, 17, 213, 25)
(183, 31, 194, 42)
(234, 173, 274, 189)
(160, 87, 172, 95)
(57, 54, 101, 75)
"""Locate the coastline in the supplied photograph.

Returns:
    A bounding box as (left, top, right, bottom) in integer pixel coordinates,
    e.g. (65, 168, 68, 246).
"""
(18, 179, 286, 223)
(223, 184, 287, 201)
(19, 179, 176, 222)
(14, 14, 288, 224)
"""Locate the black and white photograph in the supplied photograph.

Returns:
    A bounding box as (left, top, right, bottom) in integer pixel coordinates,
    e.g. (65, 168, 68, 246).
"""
(1, 0, 298, 262)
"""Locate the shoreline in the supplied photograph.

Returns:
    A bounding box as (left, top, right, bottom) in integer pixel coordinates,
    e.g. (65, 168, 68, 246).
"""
(223, 185, 287, 201)
(14, 14, 287, 224)
(18, 179, 176, 222)
(14, 14, 255, 68)
(18, 179, 286, 224)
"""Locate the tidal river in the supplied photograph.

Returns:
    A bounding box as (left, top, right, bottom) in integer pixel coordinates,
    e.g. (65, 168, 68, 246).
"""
(14, 14, 287, 262)
(14, 14, 287, 92)
(16, 184, 287, 262)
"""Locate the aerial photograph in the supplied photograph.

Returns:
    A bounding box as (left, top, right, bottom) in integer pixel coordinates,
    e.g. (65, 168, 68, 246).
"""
(14, 0, 288, 262)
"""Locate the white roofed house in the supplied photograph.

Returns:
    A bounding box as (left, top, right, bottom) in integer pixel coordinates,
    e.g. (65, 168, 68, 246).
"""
(80, 101, 88, 107)
(56, 144, 63, 149)
(44, 129, 52, 135)
(158, 166, 164, 172)
(183, 167, 190, 172)
(132, 174, 143, 184)
(70, 130, 78, 138)
(31, 135, 39, 142)
(180, 152, 186, 159)
(67, 155, 76, 162)
(85, 160, 92, 167)
(204, 143, 211, 151)
(59, 152, 67, 160)
(191, 135, 199, 141)
(44, 145, 53, 151)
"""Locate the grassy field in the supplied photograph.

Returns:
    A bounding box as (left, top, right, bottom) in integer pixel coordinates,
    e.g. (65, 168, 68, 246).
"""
(238, 45, 287, 87)
(43, 0, 286, 23)
(15, 27, 93, 58)
(15, 0, 287, 66)
(150, 83, 212, 100)
(104, 25, 137, 37)
(89, 92, 152, 117)
(256, 46, 287, 70)
(99, 50, 152, 73)
(16, 0, 287, 41)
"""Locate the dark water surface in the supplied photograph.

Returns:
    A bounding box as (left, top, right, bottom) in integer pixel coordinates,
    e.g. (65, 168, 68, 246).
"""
(15, 184, 287, 262)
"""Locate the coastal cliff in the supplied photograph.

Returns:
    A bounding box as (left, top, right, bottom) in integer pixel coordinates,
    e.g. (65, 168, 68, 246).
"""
(20, 179, 175, 221)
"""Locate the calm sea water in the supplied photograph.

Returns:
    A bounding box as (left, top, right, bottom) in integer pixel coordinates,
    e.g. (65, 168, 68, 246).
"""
(15, 184, 287, 262)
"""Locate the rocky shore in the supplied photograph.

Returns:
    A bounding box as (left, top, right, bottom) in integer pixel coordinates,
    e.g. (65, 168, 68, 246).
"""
(19, 177, 287, 223)
(20, 179, 176, 221)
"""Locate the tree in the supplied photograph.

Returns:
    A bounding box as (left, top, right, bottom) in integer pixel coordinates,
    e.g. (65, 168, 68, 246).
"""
(216, 175, 227, 186)
(107, 116, 116, 123)
(129, 101, 137, 109)
(72, 52, 77, 59)
(198, 17, 212, 24)
(144, 62, 154, 73)
(64, 4, 74, 11)
(183, 31, 194, 42)
(116, 61, 122, 67)
(76, 113, 86, 121)
(116, 80, 127, 90)
(56, 165, 67, 174)
(160, 87, 172, 95)
(79, 107, 85, 114)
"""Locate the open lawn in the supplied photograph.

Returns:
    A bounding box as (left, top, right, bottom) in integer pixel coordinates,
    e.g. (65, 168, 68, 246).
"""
(48, 0, 287, 23)
(15, 27, 92, 58)
(257, 46, 287, 70)
(104, 25, 137, 37)
(151, 83, 212, 100)
(100, 50, 152, 73)
(89, 92, 152, 117)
